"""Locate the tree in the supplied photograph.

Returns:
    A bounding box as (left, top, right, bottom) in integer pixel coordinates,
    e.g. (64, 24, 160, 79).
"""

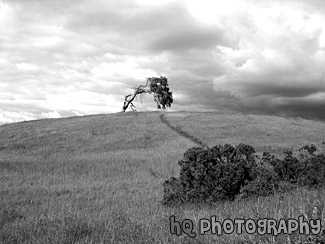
(122, 76, 173, 112)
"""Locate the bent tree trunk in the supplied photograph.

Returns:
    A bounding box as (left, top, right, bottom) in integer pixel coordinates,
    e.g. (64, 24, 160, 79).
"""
(122, 76, 173, 112)
(122, 93, 137, 112)
(122, 80, 150, 112)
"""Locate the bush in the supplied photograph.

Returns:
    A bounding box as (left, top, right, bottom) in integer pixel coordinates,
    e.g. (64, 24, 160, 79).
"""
(162, 143, 325, 206)
(269, 147, 325, 187)
(298, 154, 325, 187)
(239, 167, 279, 199)
(162, 177, 185, 205)
(162, 144, 258, 205)
(271, 151, 304, 183)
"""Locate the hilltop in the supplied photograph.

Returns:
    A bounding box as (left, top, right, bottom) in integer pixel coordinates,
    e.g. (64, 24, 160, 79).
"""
(1, 111, 324, 156)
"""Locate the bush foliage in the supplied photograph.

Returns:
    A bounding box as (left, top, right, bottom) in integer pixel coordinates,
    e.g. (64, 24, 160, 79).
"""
(162, 143, 325, 206)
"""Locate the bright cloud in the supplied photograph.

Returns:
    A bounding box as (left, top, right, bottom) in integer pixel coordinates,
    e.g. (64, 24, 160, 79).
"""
(41, 111, 61, 119)
(187, 0, 246, 24)
(16, 63, 39, 71)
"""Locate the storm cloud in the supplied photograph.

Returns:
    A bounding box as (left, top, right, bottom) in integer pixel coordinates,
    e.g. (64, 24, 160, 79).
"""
(0, 0, 324, 123)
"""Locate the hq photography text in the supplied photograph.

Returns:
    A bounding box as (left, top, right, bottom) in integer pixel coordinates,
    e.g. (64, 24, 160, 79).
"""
(169, 215, 322, 238)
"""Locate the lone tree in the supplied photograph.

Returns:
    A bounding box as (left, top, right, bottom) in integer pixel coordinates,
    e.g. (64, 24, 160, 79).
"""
(122, 76, 173, 112)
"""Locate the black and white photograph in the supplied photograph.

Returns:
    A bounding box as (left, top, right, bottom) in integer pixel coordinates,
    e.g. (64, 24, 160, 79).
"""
(1, 0, 325, 243)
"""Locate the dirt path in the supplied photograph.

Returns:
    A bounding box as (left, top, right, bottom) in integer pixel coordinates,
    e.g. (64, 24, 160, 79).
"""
(159, 114, 207, 147)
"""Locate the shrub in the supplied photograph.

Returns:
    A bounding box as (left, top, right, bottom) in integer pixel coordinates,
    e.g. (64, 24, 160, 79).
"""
(239, 166, 279, 199)
(267, 146, 325, 187)
(162, 177, 185, 205)
(299, 144, 317, 155)
(298, 154, 325, 187)
(162, 144, 258, 205)
(271, 151, 304, 183)
(162, 143, 325, 206)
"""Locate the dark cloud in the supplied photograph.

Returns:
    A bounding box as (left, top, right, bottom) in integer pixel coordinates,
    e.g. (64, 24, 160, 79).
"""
(221, 77, 325, 98)
(276, 99, 325, 120)
(149, 26, 225, 52)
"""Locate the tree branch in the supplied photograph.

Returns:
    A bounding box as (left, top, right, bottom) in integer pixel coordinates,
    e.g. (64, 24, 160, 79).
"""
(122, 81, 150, 112)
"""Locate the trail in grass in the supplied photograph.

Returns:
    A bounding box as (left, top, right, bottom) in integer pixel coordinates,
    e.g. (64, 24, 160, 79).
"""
(159, 113, 207, 147)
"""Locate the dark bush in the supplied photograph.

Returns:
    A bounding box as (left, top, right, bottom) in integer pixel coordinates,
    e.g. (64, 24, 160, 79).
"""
(239, 167, 279, 199)
(162, 143, 325, 206)
(272, 151, 304, 183)
(268, 146, 325, 187)
(299, 144, 317, 155)
(162, 177, 185, 205)
(162, 144, 258, 205)
(297, 154, 325, 187)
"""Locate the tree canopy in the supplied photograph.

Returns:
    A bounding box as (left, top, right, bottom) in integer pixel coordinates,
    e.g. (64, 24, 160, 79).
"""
(122, 76, 173, 112)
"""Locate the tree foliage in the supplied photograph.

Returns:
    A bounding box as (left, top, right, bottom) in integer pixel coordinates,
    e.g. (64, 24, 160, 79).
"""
(122, 76, 173, 112)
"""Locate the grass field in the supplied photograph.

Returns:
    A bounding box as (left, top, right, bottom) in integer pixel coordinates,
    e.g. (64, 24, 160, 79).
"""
(165, 111, 325, 153)
(1, 111, 325, 243)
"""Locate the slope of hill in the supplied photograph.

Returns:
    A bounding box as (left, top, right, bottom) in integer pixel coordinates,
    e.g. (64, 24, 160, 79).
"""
(1, 111, 325, 243)
(165, 111, 325, 153)
(0, 111, 197, 243)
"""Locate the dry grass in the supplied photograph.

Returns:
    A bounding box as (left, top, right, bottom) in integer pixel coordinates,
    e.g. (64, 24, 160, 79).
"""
(1, 111, 325, 243)
(165, 111, 325, 153)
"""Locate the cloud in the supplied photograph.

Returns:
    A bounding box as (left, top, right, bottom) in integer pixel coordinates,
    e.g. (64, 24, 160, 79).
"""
(208, 0, 325, 119)
(0, 0, 324, 124)
(16, 63, 40, 71)
(0, 109, 37, 124)
(149, 26, 224, 52)
(41, 111, 61, 119)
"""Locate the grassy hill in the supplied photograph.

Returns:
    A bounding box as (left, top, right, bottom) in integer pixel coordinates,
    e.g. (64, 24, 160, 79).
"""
(1, 111, 325, 243)
(165, 111, 325, 153)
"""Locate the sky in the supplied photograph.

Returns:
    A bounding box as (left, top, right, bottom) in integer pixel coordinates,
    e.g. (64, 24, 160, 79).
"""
(0, 0, 325, 124)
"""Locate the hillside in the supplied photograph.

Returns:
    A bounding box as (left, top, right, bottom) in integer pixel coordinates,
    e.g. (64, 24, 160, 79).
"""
(1, 111, 325, 243)
(165, 111, 325, 153)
